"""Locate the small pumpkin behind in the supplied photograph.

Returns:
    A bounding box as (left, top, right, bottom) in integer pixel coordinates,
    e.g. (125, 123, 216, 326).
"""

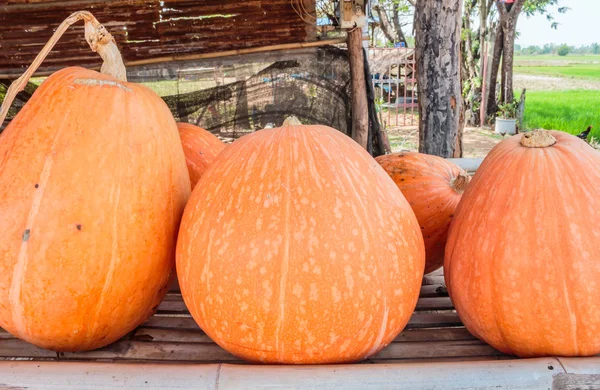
(376, 152, 470, 274)
(177, 123, 226, 190)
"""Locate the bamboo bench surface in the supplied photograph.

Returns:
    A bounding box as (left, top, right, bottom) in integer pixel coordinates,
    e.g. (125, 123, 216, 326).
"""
(0, 271, 516, 364)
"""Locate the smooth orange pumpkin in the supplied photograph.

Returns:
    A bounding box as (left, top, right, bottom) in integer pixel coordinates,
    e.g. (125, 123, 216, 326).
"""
(0, 16, 190, 352)
(376, 152, 470, 274)
(177, 119, 425, 364)
(445, 130, 600, 358)
(177, 123, 226, 189)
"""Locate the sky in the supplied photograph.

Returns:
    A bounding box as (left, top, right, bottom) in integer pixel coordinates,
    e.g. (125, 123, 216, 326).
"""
(516, 0, 600, 46)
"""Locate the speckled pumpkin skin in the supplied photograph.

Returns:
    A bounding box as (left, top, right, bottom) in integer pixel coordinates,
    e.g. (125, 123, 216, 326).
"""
(0, 67, 191, 352)
(177, 124, 425, 364)
(177, 123, 226, 190)
(376, 152, 469, 275)
(445, 131, 600, 358)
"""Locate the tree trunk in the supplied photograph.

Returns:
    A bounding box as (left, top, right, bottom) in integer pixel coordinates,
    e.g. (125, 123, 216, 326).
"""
(455, 104, 465, 158)
(486, 22, 503, 117)
(463, 16, 478, 82)
(494, 0, 525, 108)
(500, 14, 519, 104)
(415, 0, 464, 158)
(456, 49, 465, 158)
(373, 5, 397, 44)
(478, 0, 491, 73)
(461, 7, 476, 127)
(363, 48, 388, 157)
(392, 4, 408, 45)
(347, 28, 369, 149)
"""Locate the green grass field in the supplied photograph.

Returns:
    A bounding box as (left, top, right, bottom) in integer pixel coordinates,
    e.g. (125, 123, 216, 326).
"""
(522, 90, 600, 138)
(515, 54, 600, 138)
(515, 64, 600, 80)
(515, 54, 600, 63)
(515, 54, 600, 80)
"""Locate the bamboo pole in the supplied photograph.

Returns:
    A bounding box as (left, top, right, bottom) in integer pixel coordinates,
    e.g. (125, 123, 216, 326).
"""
(347, 28, 369, 150)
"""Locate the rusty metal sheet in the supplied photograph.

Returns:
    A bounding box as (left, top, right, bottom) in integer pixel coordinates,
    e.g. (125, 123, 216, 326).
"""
(0, 0, 317, 77)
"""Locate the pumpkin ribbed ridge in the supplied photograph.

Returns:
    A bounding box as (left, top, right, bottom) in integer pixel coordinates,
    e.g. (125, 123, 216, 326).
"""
(445, 131, 600, 358)
(0, 67, 190, 352)
(177, 124, 425, 364)
(376, 152, 470, 274)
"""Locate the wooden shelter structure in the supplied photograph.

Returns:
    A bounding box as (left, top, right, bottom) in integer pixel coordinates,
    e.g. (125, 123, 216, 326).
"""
(1, 0, 390, 154)
(0, 0, 327, 78)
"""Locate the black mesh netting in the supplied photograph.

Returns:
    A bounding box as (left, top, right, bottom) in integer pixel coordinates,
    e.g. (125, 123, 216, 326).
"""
(2, 45, 385, 156)
(159, 46, 352, 138)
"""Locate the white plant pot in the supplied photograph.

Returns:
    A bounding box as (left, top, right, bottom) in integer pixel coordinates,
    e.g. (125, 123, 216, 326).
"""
(495, 118, 517, 135)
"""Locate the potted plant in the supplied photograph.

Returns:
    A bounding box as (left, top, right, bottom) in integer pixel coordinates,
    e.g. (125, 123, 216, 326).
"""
(495, 100, 519, 135)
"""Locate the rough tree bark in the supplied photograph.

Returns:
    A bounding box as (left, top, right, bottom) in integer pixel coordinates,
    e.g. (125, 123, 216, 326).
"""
(373, 4, 407, 45)
(486, 22, 504, 117)
(498, 0, 524, 104)
(347, 28, 369, 149)
(415, 0, 464, 158)
(373, 5, 397, 43)
(391, 4, 408, 45)
(461, 0, 494, 127)
(478, 0, 494, 73)
(488, 0, 525, 111)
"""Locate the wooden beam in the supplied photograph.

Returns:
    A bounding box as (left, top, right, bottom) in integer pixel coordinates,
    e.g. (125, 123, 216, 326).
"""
(0, 38, 346, 79)
(125, 38, 346, 66)
(346, 28, 368, 150)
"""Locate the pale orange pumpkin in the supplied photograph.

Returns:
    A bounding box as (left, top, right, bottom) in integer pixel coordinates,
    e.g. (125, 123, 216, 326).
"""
(445, 129, 600, 358)
(0, 13, 190, 352)
(177, 123, 226, 190)
(376, 152, 470, 274)
(177, 118, 425, 364)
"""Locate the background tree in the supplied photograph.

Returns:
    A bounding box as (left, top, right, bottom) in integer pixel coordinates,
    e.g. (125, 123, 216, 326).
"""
(371, 0, 414, 46)
(461, 0, 495, 126)
(557, 44, 570, 56)
(415, 0, 464, 158)
(487, 0, 568, 116)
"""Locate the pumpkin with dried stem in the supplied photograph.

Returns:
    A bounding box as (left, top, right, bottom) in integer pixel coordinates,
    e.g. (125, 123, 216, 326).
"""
(0, 12, 190, 352)
(445, 129, 600, 358)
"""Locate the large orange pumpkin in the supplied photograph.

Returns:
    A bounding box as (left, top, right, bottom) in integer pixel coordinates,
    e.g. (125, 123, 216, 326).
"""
(0, 14, 190, 352)
(177, 123, 226, 189)
(445, 129, 600, 358)
(177, 118, 425, 364)
(376, 152, 470, 274)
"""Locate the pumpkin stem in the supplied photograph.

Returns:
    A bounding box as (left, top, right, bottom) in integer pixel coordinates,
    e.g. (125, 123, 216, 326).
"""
(450, 171, 470, 195)
(0, 11, 126, 126)
(282, 116, 303, 126)
(520, 129, 557, 148)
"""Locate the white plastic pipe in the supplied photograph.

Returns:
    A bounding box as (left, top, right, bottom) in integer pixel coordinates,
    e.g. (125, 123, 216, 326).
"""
(446, 157, 484, 173)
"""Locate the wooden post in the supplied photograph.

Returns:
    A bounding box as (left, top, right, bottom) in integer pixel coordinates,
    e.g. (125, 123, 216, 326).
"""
(347, 28, 369, 150)
(516, 88, 526, 133)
